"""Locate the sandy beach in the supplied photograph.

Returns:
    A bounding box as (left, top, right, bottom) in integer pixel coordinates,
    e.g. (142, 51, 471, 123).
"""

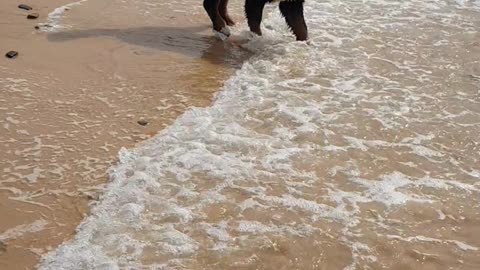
(2, 0, 480, 269)
(0, 0, 249, 269)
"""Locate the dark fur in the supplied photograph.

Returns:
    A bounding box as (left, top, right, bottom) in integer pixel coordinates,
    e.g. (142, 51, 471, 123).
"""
(203, 0, 308, 41)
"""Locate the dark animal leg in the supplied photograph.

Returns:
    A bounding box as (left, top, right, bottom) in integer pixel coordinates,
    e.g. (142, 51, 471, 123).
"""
(245, 0, 268, 36)
(279, 0, 308, 41)
(219, 0, 235, 26)
(203, 0, 229, 35)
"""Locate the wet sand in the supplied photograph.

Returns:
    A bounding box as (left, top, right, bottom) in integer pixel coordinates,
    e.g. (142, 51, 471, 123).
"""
(0, 0, 249, 269)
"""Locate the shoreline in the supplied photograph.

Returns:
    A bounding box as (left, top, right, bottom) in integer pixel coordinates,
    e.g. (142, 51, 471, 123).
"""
(0, 0, 248, 269)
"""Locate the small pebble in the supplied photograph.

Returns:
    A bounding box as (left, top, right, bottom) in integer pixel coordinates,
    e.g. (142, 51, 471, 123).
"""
(86, 194, 98, 200)
(5, 51, 18, 59)
(137, 119, 148, 126)
(27, 13, 39, 19)
(18, 4, 32, 10)
(34, 25, 40, 29)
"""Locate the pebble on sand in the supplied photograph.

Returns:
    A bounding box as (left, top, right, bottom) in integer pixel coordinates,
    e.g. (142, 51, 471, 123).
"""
(36, 24, 52, 29)
(5, 51, 19, 59)
(18, 4, 32, 10)
(27, 13, 39, 19)
(137, 119, 149, 126)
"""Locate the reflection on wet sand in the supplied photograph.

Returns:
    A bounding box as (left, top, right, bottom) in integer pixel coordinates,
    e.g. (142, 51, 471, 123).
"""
(47, 26, 251, 66)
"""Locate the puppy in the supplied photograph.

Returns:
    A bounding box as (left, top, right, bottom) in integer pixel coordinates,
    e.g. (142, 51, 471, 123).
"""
(203, 0, 308, 41)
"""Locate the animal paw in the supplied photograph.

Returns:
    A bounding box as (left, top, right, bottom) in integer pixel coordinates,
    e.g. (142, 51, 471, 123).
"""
(213, 26, 231, 41)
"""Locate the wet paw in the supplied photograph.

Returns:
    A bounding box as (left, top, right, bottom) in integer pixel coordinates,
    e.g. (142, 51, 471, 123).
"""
(213, 26, 231, 41)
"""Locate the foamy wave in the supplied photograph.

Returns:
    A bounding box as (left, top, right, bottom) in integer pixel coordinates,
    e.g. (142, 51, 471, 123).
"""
(38, 0, 480, 269)
(42, 0, 88, 31)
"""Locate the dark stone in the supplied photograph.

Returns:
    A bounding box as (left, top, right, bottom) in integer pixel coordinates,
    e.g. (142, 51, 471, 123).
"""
(18, 4, 32, 10)
(5, 51, 18, 59)
(86, 194, 96, 200)
(34, 24, 51, 29)
(27, 13, 39, 19)
(137, 119, 148, 126)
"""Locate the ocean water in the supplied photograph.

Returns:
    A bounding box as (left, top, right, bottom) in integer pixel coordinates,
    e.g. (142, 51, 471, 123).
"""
(38, 0, 480, 269)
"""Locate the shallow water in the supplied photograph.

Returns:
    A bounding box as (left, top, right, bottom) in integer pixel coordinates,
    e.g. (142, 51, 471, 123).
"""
(0, 0, 247, 268)
(34, 0, 480, 269)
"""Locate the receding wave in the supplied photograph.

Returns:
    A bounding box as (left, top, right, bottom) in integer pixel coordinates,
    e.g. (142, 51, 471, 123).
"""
(39, 0, 480, 269)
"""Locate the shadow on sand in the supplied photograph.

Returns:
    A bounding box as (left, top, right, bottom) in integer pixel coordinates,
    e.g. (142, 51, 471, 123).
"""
(47, 25, 253, 68)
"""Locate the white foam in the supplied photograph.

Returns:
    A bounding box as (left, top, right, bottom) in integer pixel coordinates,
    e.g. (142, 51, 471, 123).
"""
(0, 220, 48, 241)
(388, 235, 478, 251)
(237, 220, 273, 234)
(204, 222, 231, 242)
(43, 0, 88, 31)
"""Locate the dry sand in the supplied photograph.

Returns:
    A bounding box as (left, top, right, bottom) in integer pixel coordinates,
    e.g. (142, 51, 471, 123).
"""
(0, 0, 249, 269)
